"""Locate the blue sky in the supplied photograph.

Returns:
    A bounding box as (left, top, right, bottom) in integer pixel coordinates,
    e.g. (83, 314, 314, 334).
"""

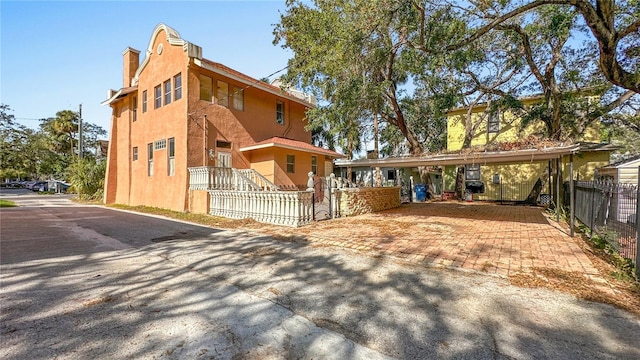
(1, 1, 293, 136)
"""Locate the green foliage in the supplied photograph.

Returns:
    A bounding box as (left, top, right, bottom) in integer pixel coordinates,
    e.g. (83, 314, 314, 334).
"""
(275, 0, 453, 156)
(67, 157, 106, 200)
(576, 222, 638, 281)
(1, 103, 107, 197)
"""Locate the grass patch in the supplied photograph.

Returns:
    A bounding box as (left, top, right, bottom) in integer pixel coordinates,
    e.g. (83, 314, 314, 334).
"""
(107, 204, 259, 229)
(0, 199, 17, 207)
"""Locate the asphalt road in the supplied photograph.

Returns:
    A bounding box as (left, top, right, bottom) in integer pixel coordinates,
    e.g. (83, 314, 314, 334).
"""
(1, 190, 639, 359)
(0, 189, 220, 264)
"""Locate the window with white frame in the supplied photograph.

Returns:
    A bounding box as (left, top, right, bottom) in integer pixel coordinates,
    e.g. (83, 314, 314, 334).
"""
(168, 137, 175, 176)
(174, 73, 182, 101)
(132, 146, 138, 161)
(217, 80, 229, 107)
(163, 80, 171, 105)
(147, 143, 154, 176)
(199, 74, 213, 102)
(276, 100, 284, 125)
(232, 86, 244, 111)
(488, 112, 500, 133)
(286, 154, 295, 173)
(154, 139, 167, 150)
(465, 164, 481, 180)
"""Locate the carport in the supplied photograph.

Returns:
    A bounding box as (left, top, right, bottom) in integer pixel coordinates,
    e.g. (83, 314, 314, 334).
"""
(335, 144, 588, 237)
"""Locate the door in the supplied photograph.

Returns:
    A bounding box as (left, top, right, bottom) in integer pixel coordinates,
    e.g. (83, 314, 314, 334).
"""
(217, 152, 231, 168)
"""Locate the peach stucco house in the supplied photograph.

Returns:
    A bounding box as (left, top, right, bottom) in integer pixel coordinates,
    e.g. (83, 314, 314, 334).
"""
(102, 23, 343, 213)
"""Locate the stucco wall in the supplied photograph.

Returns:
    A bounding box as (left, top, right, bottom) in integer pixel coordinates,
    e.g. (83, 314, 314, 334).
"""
(105, 25, 316, 212)
(563, 151, 610, 181)
(188, 189, 210, 214)
(338, 187, 401, 217)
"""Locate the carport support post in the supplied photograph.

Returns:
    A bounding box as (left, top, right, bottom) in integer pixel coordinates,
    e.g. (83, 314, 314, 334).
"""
(556, 158, 561, 223)
(409, 176, 414, 202)
(569, 154, 575, 237)
(635, 166, 640, 278)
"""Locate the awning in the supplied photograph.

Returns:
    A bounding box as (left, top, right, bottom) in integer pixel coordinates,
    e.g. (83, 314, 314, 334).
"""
(240, 137, 346, 158)
(101, 86, 138, 106)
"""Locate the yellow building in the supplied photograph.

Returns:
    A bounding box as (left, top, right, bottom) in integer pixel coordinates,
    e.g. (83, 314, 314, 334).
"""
(444, 100, 612, 202)
(335, 96, 615, 204)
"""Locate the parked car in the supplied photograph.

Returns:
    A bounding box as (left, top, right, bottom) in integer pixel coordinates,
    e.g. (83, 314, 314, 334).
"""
(32, 181, 48, 192)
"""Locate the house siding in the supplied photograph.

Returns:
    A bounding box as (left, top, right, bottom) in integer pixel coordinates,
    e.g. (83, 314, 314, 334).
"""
(619, 166, 640, 185)
(447, 102, 603, 152)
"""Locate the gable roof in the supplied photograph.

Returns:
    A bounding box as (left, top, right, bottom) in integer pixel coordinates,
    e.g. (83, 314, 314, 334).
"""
(103, 23, 315, 108)
(240, 137, 345, 158)
(599, 153, 640, 170)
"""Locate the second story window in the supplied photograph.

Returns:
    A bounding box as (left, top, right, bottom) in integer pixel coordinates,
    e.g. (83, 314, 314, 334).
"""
(276, 101, 284, 125)
(132, 146, 138, 161)
(174, 73, 182, 101)
(217, 81, 229, 107)
(142, 90, 147, 113)
(154, 85, 162, 109)
(488, 112, 500, 133)
(232, 86, 244, 111)
(200, 74, 213, 102)
(132, 95, 137, 122)
(164, 80, 171, 105)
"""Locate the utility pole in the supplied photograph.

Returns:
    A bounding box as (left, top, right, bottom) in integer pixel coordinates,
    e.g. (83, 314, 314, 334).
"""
(78, 104, 83, 159)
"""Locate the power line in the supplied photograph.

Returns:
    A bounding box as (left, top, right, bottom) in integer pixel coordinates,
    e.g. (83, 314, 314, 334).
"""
(14, 117, 47, 121)
(216, 63, 292, 105)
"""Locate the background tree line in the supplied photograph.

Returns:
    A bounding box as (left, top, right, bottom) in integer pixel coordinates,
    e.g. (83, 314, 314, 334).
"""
(274, 0, 640, 163)
(0, 104, 107, 199)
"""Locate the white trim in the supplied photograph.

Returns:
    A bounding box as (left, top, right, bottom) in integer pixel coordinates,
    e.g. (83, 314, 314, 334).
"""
(239, 142, 344, 157)
(195, 58, 315, 108)
(131, 23, 189, 86)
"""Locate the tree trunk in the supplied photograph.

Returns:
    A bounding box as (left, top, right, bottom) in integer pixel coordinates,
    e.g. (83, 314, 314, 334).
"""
(524, 164, 551, 204)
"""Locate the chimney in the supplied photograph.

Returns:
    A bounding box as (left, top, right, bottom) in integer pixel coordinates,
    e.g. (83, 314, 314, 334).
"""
(122, 47, 140, 87)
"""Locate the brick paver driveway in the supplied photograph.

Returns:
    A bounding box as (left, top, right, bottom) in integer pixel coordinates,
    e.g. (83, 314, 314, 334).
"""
(254, 202, 601, 280)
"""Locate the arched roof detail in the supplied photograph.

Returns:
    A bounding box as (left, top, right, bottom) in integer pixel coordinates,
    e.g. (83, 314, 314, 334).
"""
(131, 23, 187, 86)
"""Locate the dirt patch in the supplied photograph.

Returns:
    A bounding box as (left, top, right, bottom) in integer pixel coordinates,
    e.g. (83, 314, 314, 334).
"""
(83, 294, 115, 307)
(509, 267, 640, 316)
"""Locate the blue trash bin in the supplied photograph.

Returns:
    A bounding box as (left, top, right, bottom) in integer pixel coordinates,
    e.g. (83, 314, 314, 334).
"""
(414, 184, 427, 202)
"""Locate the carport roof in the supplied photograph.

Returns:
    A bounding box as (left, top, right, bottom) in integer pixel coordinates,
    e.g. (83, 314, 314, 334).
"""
(334, 143, 592, 168)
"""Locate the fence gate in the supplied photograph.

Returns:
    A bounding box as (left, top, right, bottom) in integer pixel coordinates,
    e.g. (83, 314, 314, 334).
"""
(312, 176, 333, 221)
